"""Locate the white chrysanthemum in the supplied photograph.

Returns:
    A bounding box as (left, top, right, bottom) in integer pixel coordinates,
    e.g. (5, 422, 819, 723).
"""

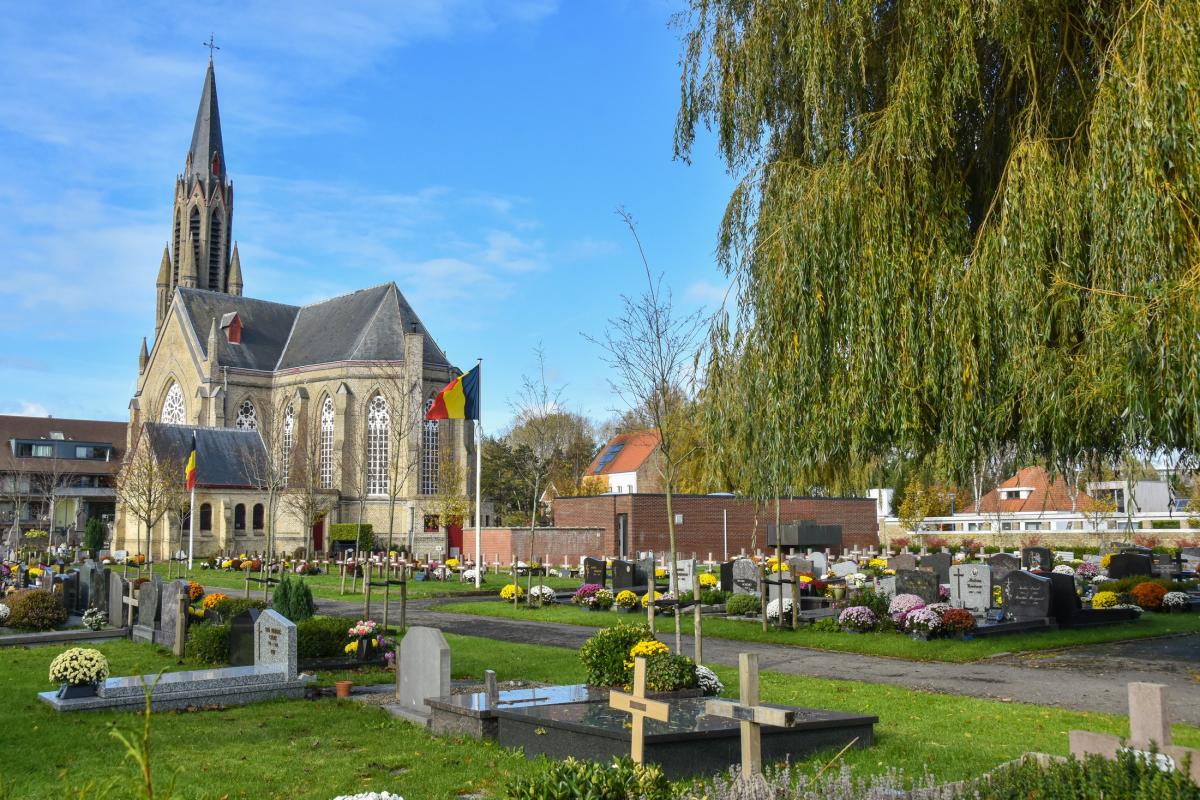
(695, 664, 724, 696)
(765, 597, 793, 620)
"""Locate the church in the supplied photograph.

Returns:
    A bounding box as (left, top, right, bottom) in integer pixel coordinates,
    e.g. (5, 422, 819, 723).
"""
(115, 59, 472, 560)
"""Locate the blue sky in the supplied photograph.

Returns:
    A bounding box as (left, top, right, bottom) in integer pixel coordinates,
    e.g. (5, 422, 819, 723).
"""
(0, 1, 734, 432)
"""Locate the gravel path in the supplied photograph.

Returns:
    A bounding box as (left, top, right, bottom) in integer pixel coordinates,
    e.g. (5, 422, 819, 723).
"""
(227, 586, 1200, 725)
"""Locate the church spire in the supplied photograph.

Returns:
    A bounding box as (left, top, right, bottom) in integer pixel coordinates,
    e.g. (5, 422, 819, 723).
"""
(187, 60, 225, 183)
(155, 244, 172, 329)
(228, 242, 243, 296)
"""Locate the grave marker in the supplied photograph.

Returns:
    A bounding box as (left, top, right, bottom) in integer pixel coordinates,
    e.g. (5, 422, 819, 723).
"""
(608, 656, 670, 764)
(705, 653, 799, 779)
(887, 553, 917, 572)
(1000, 570, 1051, 621)
(830, 560, 858, 578)
(948, 564, 990, 613)
(254, 609, 298, 680)
(583, 557, 607, 587)
(1070, 682, 1200, 784)
(731, 558, 760, 596)
(1107, 552, 1154, 580)
(158, 580, 188, 651)
(987, 553, 1020, 586)
(399, 626, 452, 723)
(107, 571, 126, 627)
(1021, 547, 1053, 572)
(894, 569, 938, 604)
(920, 552, 952, 585)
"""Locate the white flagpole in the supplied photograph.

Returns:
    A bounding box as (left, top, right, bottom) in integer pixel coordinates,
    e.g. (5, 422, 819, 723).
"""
(474, 358, 483, 589)
(188, 485, 196, 570)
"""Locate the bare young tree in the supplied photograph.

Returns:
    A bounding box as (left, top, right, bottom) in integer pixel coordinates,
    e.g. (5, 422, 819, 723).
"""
(33, 453, 78, 548)
(114, 437, 177, 563)
(586, 208, 704, 653)
(280, 410, 337, 559)
(244, 397, 292, 571)
(509, 347, 573, 605)
(374, 369, 425, 558)
(0, 464, 36, 559)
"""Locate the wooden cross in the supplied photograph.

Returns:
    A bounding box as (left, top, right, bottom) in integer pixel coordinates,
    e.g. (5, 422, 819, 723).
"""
(122, 583, 139, 628)
(705, 653, 798, 778)
(608, 656, 670, 764)
(1070, 682, 1200, 783)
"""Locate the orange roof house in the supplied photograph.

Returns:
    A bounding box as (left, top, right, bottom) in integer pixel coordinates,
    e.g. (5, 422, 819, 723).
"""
(975, 466, 1095, 514)
(586, 430, 663, 494)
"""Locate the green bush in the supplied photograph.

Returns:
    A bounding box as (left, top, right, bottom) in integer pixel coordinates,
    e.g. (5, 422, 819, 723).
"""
(83, 518, 106, 557)
(272, 576, 315, 623)
(297, 616, 359, 659)
(699, 589, 731, 605)
(186, 622, 230, 664)
(1150, 520, 1181, 530)
(644, 652, 698, 692)
(1096, 576, 1194, 595)
(328, 523, 374, 552)
(970, 750, 1200, 800)
(810, 616, 841, 633)
(725, 594, 761, 616)
(210, 596, 267, 620)
(505, 756, 670, 800)
(6, 589, 67, 630)
(856, 588, 891, 621)
(578, 623, 656, 687)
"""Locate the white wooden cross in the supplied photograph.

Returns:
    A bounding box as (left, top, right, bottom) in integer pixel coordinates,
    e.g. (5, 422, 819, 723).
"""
(122, 582, 139, 627)
(609, 656, 670, 764)
(1070, 682, 1199, 784)
(705, 653, 798, 778)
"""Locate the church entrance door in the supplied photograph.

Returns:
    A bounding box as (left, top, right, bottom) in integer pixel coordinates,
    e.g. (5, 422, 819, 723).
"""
(312, 518, 325, 554)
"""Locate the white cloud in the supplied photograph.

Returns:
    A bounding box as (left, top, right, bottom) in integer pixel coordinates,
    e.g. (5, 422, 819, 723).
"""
(0, 402, 52, 417)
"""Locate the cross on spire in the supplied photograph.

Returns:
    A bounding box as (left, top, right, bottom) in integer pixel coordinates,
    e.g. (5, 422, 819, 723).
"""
(203, 34, 219, 61)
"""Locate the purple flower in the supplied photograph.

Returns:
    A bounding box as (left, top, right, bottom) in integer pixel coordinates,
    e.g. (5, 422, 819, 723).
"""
(837, 605, 877, 631)
(888, 594, 926, 625)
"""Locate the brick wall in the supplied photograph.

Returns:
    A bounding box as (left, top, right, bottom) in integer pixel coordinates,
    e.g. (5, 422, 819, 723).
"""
(554, 494, 878, 558)
(460, 527, 606, 566)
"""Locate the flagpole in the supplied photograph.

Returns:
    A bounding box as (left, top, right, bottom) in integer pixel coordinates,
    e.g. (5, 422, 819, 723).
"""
(188, 485, 196, 571)
(474, 357, 482, 589)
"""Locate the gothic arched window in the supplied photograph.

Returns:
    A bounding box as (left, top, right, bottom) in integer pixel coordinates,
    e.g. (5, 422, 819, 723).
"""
(420, 399, 439, 496)
(281, 403, 294, 484)
(235, 399, 257, 431)
(161, 383, 186, 425)
(319, 397, 334, 489)
(366, 395, 389, 496)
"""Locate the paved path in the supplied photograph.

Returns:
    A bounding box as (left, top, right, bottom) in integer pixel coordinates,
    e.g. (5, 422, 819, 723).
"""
(288, 591, 1200, 725)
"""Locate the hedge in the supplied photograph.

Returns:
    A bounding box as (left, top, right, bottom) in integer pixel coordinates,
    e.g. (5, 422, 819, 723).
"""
(328, 523, 374, 552)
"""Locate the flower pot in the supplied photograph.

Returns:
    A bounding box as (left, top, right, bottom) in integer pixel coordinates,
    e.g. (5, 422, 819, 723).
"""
(334, 680, 353, 699)
(615, 606, 636, 614)
(356, 636, 375, 662)
(57, 683, 98, 699)
(832, 587, 846, 601)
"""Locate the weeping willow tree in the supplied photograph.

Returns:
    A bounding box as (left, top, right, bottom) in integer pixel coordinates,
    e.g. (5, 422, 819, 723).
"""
(679, 1, 1200, 488)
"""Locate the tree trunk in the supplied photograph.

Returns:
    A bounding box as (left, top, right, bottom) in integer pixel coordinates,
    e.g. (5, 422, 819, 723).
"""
(664, 480, 681, 654)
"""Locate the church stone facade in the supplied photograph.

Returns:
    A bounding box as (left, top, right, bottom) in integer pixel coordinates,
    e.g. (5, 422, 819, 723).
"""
(116, 61, 471, 560)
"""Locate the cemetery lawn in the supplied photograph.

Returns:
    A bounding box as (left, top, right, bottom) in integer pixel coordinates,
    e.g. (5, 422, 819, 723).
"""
(436, 600, 1200, 663)
(147, 563, 579, 601)
(3, 635, 1199, 798)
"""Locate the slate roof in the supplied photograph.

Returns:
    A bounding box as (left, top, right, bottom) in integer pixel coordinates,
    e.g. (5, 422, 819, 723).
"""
(975, 466, 1096, 514)
(142, 423, 263, 488)
(0, 415, 126, 474)
(174, 283, 450, 372)
(187, 60, 225, 184)
(587, 430, 661, 476)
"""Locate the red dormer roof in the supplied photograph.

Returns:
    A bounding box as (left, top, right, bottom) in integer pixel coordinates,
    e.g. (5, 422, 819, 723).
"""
(587, 430, 661, 476)
(976, 466, 1095, 514)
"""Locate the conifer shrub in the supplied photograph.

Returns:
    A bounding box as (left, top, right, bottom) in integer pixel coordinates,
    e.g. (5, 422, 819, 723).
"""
(272, 575, 315, 622)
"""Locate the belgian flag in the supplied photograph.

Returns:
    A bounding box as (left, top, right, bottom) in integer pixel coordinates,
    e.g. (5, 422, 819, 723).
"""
(425, 365, 480, 421)
(184, 432, 197, 490)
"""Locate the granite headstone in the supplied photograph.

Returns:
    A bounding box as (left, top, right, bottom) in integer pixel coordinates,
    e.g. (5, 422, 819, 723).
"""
(1021, 547, 1053, 572)
(673, 559, 696, 595)
(107, 571, 127, 627)
(229, 608, 263, 667)
(1107, 552, 1153, 580)
(920, 552, 953, 585)
(830, 560, 858, 578)
(137, 578, 162, 628)
(158, 580, 189, 650)
(1000, 570, 1051, 621)
(611, 560, 637, 591)
(582, 558, 607, 587)
(894, 569, 938, 604)
(948, 564, 991, 613)
(731, 558, 760, 596)
(987, 553, 1020, 585)
(399, 626, 452, 721)
(254, 608, 297, 680)
(888, 553, 918, 572)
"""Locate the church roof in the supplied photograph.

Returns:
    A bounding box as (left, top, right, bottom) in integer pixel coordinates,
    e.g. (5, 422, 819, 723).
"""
(142, 423, 262, 488)
(174, 283, 451, 372)
(187, 60, 225, 184)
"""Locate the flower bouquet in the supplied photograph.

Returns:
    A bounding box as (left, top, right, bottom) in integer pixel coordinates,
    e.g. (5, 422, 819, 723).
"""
(888, 594, 926, 626)
(904, 607, 942, 639)
(765, 597, 793, 622)
(0, 603, 9, 625)
(614, 590, 639, 612)
(346, 620, 385, 661)
(499, 583, 524, 602)
(938, 608, 977, 637)
(460, 568, 483, 584)
(1162, 591, 1192, 612)
(695, 664, 724, 696)
(1091, 590, 1119, 609)
(837, 605, 877, 632)
(572, 583, 603, 608)
(82, 608, 107, 631)
(640, 590, 662, 608)
(529, 584, 557, 604)
(49, 647, 109, 698)
(698, 572, 718, 589)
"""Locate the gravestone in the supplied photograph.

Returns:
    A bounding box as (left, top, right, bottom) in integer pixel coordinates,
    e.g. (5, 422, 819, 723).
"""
(158, 580, 189, 651)
(639, 557, 656, 588)
(787, 556, 814, 577)
(718, 561, 735, 593)
(612, 560, 638, 591)
(731, 558, 760, 596)
(229, 608, 263, 667)
(1151, 552, 1174, 578)
(808, 552, 828, 576)
(987, 553, 1020, 585)
(399, 626, 452, 723)
(90, 565, 109, 613)
(1054, 551, 1075, 562)
(894, 569, 938, 604)
(887, 553, 917, 572)
(107, 571, 127, 627)
(38, 569, 56, 591)
(1046, 572, 1082, 626)
(254, 609, 298, 680)
(673, 559, 696, 596)
(58, 571, 81, 612)
(830, 560, 858, 578)
(1000, 570, 1051, 622)
(1070, 683, 1200, 784)
(138, 578, 162, 627)
(948, 564, 991, 613)
(920, 552, 953, 585)
(1021, 547, 1053, 572)
(582, 557, 606, 587)
(77, 562, 96, 609)
(877, 576, 897, 599)
(1107, 552, 1153, 580)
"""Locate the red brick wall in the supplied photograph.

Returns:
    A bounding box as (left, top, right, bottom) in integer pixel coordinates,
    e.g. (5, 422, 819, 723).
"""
(460, 527, 606, 566)
(554, 495, 877, 558)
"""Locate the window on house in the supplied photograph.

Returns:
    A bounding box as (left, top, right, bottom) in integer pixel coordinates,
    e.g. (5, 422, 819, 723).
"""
(199, 503, 212, 531)
(30, 444, 53, 458)
(424, 514, 440, 532)
(593, 442, 625, 473)
(366, 395, 389, 496)
(319, 397, 334, 489)
(234, 504, 246, 530)
(252, 503, 264, 531)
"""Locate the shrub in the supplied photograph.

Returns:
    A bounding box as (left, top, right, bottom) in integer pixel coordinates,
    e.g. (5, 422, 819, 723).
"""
(272, 575, 315, 622)
(1096, 576, 1188, 594)
(500, 583, 524, 601)
(6, 589, 67, 630)
(210, 596, 267, 620)
(695, 664, 723, 696)
(329, 523, 374, 553)
(725, 595, 761, 616)
(614, 590, 639, 609)
(1091, 591, 1119, 609)
(855, 588, 891, 621)
(1162, 591, 1191, 611)
(83, 518, 106, 557)
(972, 750, 1200, 800)
(939, 608, 977, 634)
(629, 639, 670, 662)
(1130, 581, 1168, 610)
(644, 652, 698, 692)
(297, 616, 361, 659)
(838, 606, 877, 632)
(699, 589, 731, 605)
(202, 592, 229, 611)
(505, 756, 669, 800)
(810, 616, 841, 633)
(186, 622, 230, 664)
(579, 623, 655, 687)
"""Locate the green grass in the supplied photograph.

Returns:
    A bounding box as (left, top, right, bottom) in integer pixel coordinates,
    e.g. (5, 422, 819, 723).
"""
(2, 632, 1199, 798)
(436, 599, 1200, 663)
(147, 562, 581, 602)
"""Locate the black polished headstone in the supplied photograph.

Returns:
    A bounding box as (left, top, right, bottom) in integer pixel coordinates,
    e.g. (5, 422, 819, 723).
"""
(229, 608, 263, 667)
(1000, 570, 1051, 621)
(1106, 552, 1153, 580)
(987, 553, 1020, 585)
(718, 561, 734, 594)
(919, 553, 952, 584)
(611, 560, 639, 591)
(1021, 547, 1053, 572)
(582, 558, 607, 587)
(1046, 572, 1082, 625)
